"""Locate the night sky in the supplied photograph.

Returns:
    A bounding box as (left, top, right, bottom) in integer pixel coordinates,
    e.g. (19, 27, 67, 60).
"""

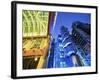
(51, 12, 91, 40)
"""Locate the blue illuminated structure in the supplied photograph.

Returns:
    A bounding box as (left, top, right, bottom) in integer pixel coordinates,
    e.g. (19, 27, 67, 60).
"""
(72, 21, 91, 66)
(47, 37, 55, 68)
(53, 26, 83, 68)
(47, 12, 91, 68)
(47, 23, 91, 68)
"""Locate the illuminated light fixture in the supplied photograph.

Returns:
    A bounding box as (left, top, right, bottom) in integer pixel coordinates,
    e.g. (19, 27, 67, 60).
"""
(63, 42, 72, 48)
(34, 57, 38, 61)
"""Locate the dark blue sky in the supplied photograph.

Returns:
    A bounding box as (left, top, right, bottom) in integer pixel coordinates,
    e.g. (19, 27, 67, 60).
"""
(51, 12, 91, 40)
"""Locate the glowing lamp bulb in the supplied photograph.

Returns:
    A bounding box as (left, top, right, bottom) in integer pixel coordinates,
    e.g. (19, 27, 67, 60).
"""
(34, 57, 38, 61)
